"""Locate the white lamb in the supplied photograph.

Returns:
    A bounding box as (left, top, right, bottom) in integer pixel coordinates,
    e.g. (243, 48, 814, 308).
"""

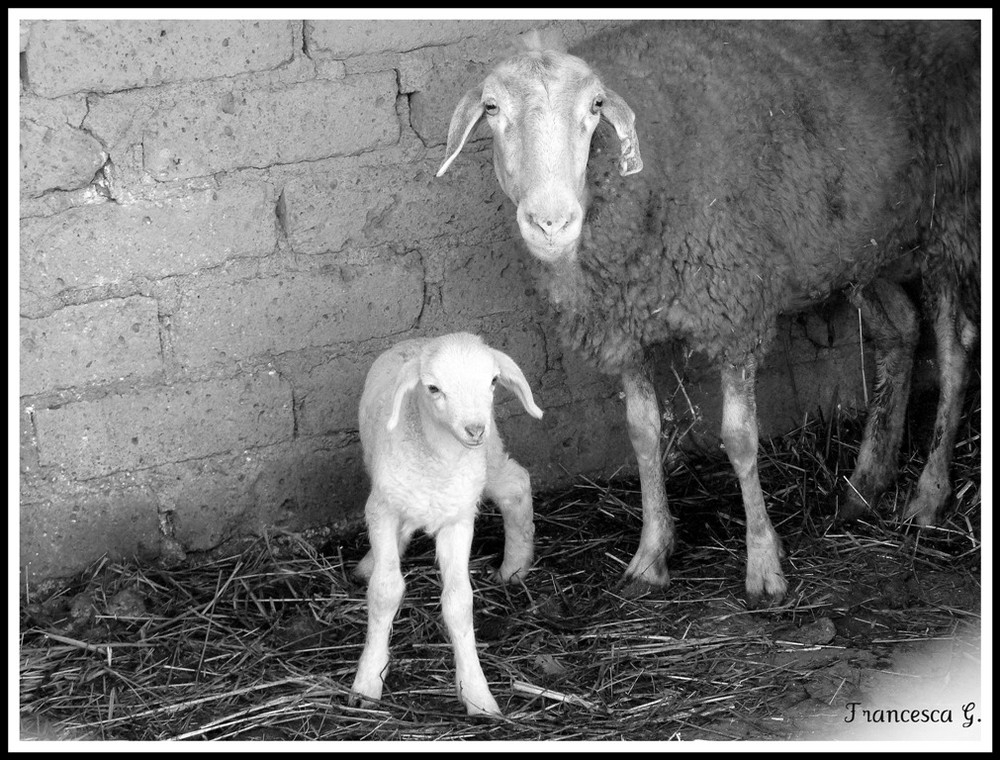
(349, 332, 544, 717)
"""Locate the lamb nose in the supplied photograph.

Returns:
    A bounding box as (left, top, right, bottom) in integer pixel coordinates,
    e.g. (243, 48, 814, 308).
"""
(465, 424, 485, 440)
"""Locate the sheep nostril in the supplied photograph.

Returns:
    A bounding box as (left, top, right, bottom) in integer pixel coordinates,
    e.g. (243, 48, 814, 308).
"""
(533, 215, 568, 236)
(465, 424, 485, 440)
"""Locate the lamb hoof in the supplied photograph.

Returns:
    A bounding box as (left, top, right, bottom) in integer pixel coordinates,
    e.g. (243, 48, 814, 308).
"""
(349, 671, 384, 707)
(465, 699, 503, 718)
(347, 690, 380, 709)
(458, 685, 503, 718)
(492, 561, 531, 585)
(353, 551, 374, 582)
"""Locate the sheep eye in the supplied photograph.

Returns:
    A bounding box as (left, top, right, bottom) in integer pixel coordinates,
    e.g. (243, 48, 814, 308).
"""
(427, 384, 441, 395)
(591, 96, 604, 114)
(491, 376, 498, 388)
(484, 99, 499, 116)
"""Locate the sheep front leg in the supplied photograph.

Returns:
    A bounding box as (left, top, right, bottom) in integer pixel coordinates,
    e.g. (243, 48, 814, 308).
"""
(720, 360, 787, 607)
(436, 518, 502, 717)
(350, 505, 405, 706)
(484, 451, 534, 582)
(621, 365, 674, 590)
(903, 285, 977, 525)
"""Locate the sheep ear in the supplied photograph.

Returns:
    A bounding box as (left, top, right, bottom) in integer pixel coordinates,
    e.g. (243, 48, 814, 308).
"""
(437, 84, 485, 177)
(493, 349, 544, 420)
(387, 358, 422, 431)
(601, 88, 643, 176)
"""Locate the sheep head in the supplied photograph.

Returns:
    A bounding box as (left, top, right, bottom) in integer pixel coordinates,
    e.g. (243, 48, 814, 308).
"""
(437, 39, 642, 264)
(387, 333, 543, 449)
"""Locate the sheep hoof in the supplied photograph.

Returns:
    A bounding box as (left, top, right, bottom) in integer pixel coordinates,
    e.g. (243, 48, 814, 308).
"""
(901, 490, 944, 527)
(618, 576, 669, 599)
(833, 488, 871, 524)
(744, 587, 785, 610)
(744, 574, 788, 609)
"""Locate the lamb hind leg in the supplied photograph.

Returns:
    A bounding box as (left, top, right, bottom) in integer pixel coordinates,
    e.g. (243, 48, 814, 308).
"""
(620, 364, 674, 591)
(839, 278, 919, 521)
(903, 285, 977, 525)
(720, 359, 787, 607)
(484, 452, 534, 582)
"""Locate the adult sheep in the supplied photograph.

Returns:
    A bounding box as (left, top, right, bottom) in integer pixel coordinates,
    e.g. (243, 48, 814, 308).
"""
(437, 20, 981, 604)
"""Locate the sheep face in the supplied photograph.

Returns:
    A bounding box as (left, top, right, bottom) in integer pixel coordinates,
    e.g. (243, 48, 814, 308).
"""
(438, 46, 643, 263)
(387, 334, 544, 449)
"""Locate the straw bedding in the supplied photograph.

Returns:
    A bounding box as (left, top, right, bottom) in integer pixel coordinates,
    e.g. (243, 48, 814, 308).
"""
(19, 384, 981, 742)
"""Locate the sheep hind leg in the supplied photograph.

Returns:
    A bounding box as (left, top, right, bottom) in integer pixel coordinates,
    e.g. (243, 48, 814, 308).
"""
(903, 285, 977, 525)
(720, 360, 787, 608)
(620, 365, 675, 594)
(350, 505, 405, 706)
(839, 279, 919, 521)
(436, 518, 502, 717)
(484, 452, 534, 583)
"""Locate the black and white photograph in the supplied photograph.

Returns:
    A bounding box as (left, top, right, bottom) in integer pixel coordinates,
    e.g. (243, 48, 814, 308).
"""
(12, 8, 990, 748)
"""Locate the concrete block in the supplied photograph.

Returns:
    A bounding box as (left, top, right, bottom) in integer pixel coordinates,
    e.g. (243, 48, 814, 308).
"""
(281, 150, 510, 255)
(19, 96, 106, 198)
(26, 20, 295, 98)
(306, 19, 503, 58)
(293, 351, 375, 436)
(20, 296, 162, 397)
(33, 371, 294, 478)
(19, 182, 277, 298)
(502, 395, 633, 490)
(143, 74, 400, 181)
(172, 256, 423, 367)
(20, 488, 160, 586)
(441, 237, 538, 319)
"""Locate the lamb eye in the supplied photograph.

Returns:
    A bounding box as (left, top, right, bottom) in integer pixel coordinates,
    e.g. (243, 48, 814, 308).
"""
(591, 96, 604, 114)
(427, 384, 441, 395)
(491, 376, 499, 388)
(484, 99, 499, 116)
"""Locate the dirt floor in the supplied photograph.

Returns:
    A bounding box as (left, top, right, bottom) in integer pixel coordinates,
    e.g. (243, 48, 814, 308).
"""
(18, 396, 984, 744)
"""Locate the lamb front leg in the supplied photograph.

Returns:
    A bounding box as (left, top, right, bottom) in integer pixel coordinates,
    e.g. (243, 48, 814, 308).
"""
(350, 504, 405, 705)
(436, 518, 502, 717)
(621, 363, 674, 589)
(720, 359, 787, 607)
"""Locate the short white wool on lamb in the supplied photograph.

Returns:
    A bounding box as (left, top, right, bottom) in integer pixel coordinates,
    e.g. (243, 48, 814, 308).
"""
(349, 332, 543, 717)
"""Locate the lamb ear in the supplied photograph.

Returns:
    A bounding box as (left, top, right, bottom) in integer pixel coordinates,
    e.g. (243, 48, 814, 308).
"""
(601, 88, 643, 176)
(387, 358, 422, 431)
(493, 349, 544, 420)
(436, 84, 485, 177)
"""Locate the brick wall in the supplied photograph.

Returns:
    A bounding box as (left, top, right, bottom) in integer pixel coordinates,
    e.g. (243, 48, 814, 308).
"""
(18, 19, 871, 587)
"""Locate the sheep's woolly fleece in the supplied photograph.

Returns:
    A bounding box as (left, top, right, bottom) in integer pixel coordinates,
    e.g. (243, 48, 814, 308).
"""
(532, 20, 980, 376)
